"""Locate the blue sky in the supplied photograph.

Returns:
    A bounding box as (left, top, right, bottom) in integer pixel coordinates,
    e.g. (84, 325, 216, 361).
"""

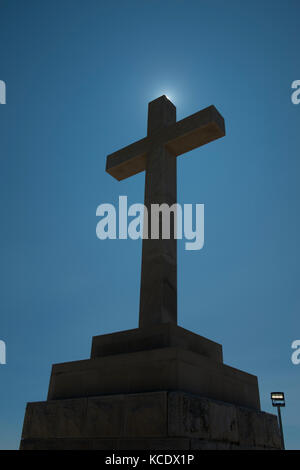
(0, 0, 299, 449)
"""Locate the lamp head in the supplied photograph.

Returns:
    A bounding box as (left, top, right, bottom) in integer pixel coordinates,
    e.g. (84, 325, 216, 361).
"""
(271, 392, 285, 407)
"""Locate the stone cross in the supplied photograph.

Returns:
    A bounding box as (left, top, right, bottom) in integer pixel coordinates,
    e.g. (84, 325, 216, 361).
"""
(106, 96, 225, 329)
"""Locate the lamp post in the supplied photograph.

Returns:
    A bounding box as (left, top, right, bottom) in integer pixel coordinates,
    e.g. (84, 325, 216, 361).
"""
(271, 392, 285, 450)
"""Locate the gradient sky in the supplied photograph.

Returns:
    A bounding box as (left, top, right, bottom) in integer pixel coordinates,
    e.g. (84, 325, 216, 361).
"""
(0, 0, 299, 449)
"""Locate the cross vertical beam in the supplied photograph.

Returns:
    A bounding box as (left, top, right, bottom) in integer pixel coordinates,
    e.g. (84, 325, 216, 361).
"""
(105, 95, 225, 330)
(139, 97, 177, 328)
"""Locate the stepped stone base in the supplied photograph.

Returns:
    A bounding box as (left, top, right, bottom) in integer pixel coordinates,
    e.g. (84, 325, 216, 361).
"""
(47, 324, 260, 410)
(20, 391, 282, 450)
(20, 324, 282, 450)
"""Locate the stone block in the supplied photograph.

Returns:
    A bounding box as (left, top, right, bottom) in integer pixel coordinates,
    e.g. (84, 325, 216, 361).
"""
(21, 399, 87, 439)
(20, 438, 92, 450)
(22, 392, 168, 441)
(208, 400, 238, 443)
(236, 407, 282, 449)
(20, 437, 191, 450)
(20, 391, 282, 450)
(48, 347, 260, 410)
(168, 392, 238, 443)
(91, 323, 223, 363)
(123, 392, 167, 437)
(84, 395, 125, 438)
(264, 412, 282, 449)
(84, 392, 167, 438)
(168, 392, 210, 440)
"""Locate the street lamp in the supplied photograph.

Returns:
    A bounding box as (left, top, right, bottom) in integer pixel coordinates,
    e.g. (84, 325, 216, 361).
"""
(271, 392, 285, 450)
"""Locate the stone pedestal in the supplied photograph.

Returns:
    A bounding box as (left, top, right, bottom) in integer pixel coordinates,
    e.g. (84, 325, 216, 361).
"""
(20, 392, 281, 450)
(20, 325, 282, 450)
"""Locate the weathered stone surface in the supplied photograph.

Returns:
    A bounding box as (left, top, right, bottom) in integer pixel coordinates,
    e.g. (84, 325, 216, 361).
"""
(208, 400, 238, 443)
(236, 407, 281, 449)
(48, 348, 259, 410)
(91, 323, 223, 363)
(168, 393, 238, 443)
(176, 352, 260, 410)
(20, 391, 282, 450)
(236, 407, 261, 448)
(264, 412, 282, 449)
(22, 392, 168, 440)
(168, 392, 210, 440)
(124, 392, 167, 437)
(84, 395, 125, 438)
(48, 349, 176, 400)
(20, 438, 191, 450)
(84, 392, 167, 438)
(21, 399, 87, 439)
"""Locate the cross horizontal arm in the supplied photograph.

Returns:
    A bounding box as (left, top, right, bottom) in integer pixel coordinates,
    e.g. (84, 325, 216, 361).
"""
(106, 105, 225, 181)
(106, 136, 150, 181)
(164, 105, 225, 157)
